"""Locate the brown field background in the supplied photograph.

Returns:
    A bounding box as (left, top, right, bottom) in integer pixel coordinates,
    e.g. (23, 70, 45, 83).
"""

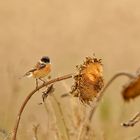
(0, 0, 140, 140)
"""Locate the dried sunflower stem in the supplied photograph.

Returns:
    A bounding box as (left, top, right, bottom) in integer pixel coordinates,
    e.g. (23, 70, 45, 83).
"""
(78, 72, 135, 140)
(12, 73, 74, 140)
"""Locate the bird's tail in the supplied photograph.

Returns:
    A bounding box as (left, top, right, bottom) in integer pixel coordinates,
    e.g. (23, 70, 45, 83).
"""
(18, 72, 33, 79)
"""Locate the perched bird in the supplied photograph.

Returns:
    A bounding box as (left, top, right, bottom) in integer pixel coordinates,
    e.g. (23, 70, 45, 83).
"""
(24, 56, 51, 88)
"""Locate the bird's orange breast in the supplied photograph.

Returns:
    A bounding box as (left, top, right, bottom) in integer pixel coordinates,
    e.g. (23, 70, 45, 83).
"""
(33, 64, 51, 78)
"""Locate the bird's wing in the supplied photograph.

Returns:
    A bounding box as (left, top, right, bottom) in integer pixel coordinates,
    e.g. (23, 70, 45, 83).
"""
(35, 62, 46, 70)
(24, 68, 37, 77)
(24, 62, 46, 77)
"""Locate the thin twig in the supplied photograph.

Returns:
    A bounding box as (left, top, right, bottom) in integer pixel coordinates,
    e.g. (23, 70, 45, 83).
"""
(43, 82, 70, 140)
(78, 72, 135, 140)
(33, 124, 40, 140)
(42, 84, 54, 115)
(50, 95, 70, 140)
(43, 86, 55, 140)
(122, 112, 140, 127)
(77, 119, 88, 140)
(12, 73, 74, 140)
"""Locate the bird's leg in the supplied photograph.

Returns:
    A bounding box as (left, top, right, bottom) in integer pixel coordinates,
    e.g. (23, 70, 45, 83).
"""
(47, 75, 51, 80)
(39, 78, 46, 84)
(35, 79, 39, 89)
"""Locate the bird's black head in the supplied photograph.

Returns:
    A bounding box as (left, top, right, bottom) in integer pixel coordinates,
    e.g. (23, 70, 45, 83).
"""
(41, 56, 50, 63)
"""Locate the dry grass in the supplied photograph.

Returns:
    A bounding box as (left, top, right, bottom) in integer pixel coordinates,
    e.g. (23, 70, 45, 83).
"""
(1, 0, 140, 140)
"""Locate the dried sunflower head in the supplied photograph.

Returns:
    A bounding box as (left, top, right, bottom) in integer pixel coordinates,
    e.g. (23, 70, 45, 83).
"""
(122, 73, 140, 101)
(71, 56, 104, 104)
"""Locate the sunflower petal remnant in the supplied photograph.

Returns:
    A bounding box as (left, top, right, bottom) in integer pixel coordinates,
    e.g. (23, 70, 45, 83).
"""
(122, 73, 140, 101)
(71, 56, 104, 104)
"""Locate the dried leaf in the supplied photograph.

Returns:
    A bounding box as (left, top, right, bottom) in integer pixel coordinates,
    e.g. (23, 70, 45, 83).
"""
(122, 74, 140, 101)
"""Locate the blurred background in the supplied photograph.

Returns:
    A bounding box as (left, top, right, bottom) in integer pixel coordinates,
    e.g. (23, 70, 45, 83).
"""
(0, 0, 140, 140)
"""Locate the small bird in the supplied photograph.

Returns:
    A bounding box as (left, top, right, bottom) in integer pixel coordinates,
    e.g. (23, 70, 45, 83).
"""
(24, 56, 51, 88)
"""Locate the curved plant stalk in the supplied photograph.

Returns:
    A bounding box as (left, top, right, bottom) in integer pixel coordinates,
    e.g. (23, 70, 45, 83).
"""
(12, 73, 74, 140)
(88, 72, 135, 121)
(78, 72, 135, 140)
